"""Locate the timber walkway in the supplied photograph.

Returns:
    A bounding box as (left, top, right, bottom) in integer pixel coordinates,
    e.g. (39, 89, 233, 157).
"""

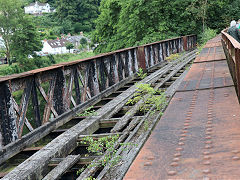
(124, 35, 240, 179)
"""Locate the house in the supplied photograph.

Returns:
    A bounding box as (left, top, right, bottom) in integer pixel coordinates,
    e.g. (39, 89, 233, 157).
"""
(24, 1, 53, 15)
(41, 39, 70, 55)
(65, 34, 91, 51)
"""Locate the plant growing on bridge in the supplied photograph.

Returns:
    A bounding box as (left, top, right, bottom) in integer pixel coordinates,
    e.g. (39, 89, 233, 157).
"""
(166, 53, 180, 61)
(77, 134, 136, 178)
(127, 83, 167, 114)
(77, 106, 97, 117)
(137, 68, 147, 79)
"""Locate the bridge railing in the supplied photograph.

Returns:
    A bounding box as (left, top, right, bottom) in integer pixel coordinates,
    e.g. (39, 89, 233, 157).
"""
(221, 30, 240, 98)
(0, 35, 196, 148)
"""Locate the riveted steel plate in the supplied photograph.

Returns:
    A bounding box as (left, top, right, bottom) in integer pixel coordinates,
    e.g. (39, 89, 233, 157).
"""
(195, 46, 226, 63)
(178, 61, 234, 91)
(124, 87, 240, 180)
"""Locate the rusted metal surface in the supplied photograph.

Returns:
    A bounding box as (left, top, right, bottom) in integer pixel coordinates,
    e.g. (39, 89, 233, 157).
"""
(125, 87, 240, 179)
(0, 35, 196, 148)
(1, 51, 196, 180)
(178, 61, 233, 91)
(195, 46, 226, 63)
(124, 36, 240, 179)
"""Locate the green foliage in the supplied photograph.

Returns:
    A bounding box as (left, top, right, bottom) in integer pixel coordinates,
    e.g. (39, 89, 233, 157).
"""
(66, 42, 74, 52)
(166, 53, 180, 61)
(93, 0, 235, 53)
(11, 16, 43, 63)
(78, 134, 136, 178)
(200, 28, 217, 45)
(136, 68, 147, 80)
(56, 0, 101, 33)
(80, 38, 88, 45)
(77, 106, 97, 117)
(127, 83, 167, 114)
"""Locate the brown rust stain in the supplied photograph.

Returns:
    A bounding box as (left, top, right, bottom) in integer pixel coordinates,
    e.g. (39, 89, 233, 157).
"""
(124, 36, 240, 179)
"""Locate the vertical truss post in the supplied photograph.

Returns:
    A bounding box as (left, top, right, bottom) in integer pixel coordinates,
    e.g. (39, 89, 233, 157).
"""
(0, 82, 18, 147)
(137, 46, 147, 70)
(53, 68, 66, 115)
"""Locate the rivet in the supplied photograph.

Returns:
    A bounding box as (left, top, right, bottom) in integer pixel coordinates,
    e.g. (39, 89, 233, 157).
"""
(203, 151, 210, 155)
(206, 128, 213, 132)
(205, 145, 213, 149)
(183, 126, 188, 130)
(206, 131, 212, 135)
(179, 137, 185, 141)
(203, 169, 211, 174)
(176, 147, 183, 151)
(173, 157, 180, 162)
(232, 156, 240, 161)
(182, 130, 188, 133)
(185, 120, 191, 123)
(203, 177, 211, 180)
(204, 156, 211, 160)
(184, 123, 190, 126)
(147, 157, 155, 160)
(205, 141, 212, 144)
(232, 150, 240, 154)
(207, 113, 212, 115)
(207, 121, 212, 124)
(180, 134, 187, 137)
(203, 161, 211, 165)
(208, 117, 213, 120)
(170, 162, 179, 167)
(168, 171, 177, 176)
(174, 153, 181, 157)
(179, 142, 185, 146)
(205, 136, 212, 140)
(206, 124, 213, 128)
(144, 162, 152, 166)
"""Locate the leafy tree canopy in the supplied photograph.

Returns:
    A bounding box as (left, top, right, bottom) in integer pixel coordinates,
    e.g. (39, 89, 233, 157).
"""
(93, 0, 236, 53)
(56, 0, 101, 32)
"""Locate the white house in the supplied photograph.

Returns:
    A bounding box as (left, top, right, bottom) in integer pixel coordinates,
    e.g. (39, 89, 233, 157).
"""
(24, 1, 52, 14)
(41, 39, 70, 55)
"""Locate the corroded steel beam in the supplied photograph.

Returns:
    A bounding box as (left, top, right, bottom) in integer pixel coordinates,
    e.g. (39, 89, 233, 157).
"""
(0, 35, 196, 147)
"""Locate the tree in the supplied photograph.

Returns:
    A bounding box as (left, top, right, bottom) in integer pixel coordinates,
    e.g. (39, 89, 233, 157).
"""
(66, 42, 74, 53)
(11, 16, 42, 65)
(56, 0, 101, 32)
(0, 0, 42, 65)
(0, 0, 24, 64)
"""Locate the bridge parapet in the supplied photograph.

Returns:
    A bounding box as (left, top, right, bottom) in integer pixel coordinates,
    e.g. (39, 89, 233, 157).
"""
(222, 30, 240, 98)
(0, 35, 196, 149)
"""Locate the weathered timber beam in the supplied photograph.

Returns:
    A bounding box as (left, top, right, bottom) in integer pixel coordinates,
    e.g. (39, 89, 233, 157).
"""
(18, 78, 33, 137)
(0, 72, 135, 167)
(42, 155, 80, 180)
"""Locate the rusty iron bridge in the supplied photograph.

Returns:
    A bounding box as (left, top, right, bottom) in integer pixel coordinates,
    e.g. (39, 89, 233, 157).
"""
(0, 31, 239, 179)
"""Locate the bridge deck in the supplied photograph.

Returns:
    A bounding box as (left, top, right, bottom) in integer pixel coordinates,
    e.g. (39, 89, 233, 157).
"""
(124, 36, 240, 179)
